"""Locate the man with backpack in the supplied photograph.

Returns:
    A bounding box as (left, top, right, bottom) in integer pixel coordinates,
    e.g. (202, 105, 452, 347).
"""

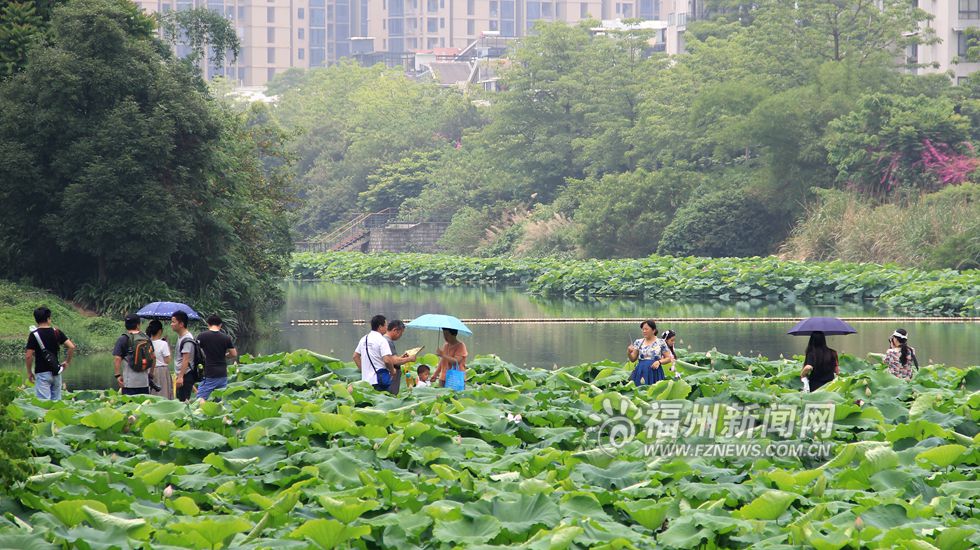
(171, 310, 199, 402)
(113, 313, 155, 395)
(25, 306, 75, 400)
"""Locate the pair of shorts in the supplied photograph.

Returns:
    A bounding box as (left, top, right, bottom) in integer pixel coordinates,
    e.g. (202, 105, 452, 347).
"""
(34, 371, 62, 400)
(197, 376, 227, 401)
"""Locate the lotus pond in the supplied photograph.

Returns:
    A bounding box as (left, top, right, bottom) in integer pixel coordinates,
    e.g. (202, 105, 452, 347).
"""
(1, 349, 978, 548)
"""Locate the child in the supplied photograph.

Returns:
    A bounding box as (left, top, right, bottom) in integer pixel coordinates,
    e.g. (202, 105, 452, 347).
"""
(416, 365, 432, 387)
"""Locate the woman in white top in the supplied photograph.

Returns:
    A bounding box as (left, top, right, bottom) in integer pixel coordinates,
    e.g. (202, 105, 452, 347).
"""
(147, 320, 173, 399)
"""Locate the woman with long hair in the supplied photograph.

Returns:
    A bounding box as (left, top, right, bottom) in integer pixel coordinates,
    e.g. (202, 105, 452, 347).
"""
(627, 320, 672, 385)
(661, 330, 679, 379)
(884, 328, 917, 381)
(146, 320, 173, 399)
(800, 331, 839, 392)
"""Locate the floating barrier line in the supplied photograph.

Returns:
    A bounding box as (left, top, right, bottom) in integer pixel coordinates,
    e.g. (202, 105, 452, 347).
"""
(290, 317, 980, 326)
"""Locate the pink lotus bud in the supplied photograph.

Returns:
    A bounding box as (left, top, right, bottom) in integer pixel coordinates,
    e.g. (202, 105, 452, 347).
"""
(163, 485, 174, 498)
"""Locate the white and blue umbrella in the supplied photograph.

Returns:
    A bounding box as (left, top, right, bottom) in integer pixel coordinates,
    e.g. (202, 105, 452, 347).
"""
(406, 314, 473, 336)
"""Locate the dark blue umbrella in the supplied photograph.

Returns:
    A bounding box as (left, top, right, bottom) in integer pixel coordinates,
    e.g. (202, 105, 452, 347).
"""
(787, 317, 857, 336)
(137, 301, 202, 321)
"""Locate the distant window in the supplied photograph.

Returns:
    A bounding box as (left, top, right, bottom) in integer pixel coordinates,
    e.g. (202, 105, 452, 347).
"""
(961, 0, 980, 19)
(298, 7, 305, 19)
(959, 31, 974, 56)
(267, 47, 275, 63)
(267, 27, 275, 43)
(580, 2, 588, 18)
(622, 3, 632, 17)
(440, 17, 445, 28)
(299, 28, 305, 39)
(428, 17, 438, 32)
(299, 48, 305, 59)
(267, 6, 275, 22)
(237, 6, 244, 18)
(467, 0, 475, 15)
(268, 68, 276, 81)
(467, 19, 475, 34)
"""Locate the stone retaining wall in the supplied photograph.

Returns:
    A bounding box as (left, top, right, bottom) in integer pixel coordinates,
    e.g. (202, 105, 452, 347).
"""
(367, 222, 450, 253)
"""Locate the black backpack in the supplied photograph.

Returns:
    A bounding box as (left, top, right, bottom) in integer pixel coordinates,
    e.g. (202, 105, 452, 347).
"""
(179, 337, 206, 380)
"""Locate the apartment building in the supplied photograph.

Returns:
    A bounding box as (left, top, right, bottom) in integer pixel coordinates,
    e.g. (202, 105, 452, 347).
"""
(133, 0, 665, 86)
(661, 0, 703, 55)
(913, 0, 980, 83)
(361, 0, 610, 53)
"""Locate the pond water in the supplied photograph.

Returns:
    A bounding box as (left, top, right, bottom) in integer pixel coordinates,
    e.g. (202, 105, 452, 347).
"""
(4, 281, 978, 390)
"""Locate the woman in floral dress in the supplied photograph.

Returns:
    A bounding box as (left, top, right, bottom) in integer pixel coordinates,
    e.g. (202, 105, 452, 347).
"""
(884, 328, 917, 381)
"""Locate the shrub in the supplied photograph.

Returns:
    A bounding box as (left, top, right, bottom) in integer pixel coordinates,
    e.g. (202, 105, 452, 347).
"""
(513, 213, 579, 257)
(782, 184, 980, 268)
(436, 207, 494, 255)
(0, 372, 32, 491)
(658, 189, 786, 257)
(573, 169, 695, 258)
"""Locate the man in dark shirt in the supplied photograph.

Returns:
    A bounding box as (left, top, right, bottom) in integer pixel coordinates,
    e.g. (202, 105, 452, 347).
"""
(196, 314, 237, 401)
(25, 306, 75, 400)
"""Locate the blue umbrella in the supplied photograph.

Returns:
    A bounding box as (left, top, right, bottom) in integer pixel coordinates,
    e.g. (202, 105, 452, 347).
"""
(787, 317, 857, 336)
(137, 301, 203, 321)
(406, 314, 473, 336)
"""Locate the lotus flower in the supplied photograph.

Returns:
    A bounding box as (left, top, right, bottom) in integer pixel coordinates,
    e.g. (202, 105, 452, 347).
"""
(163, 485, 174, 498)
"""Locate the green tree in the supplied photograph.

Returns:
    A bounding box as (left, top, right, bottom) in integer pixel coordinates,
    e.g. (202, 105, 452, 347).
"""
(658, 186, 787, 257)
(359, 150, 442, 212)
(271, 62, 478, 235)
(0, 0, 292, 334)
(0, 0, 62, 76)
(157, 7, 241, 69)
(573, 169, 697, 258)
(825, 94, 973, 198)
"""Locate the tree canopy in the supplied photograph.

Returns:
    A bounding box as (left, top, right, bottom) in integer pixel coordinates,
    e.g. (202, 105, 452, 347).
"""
(0, 0, 292, 334)
(272, 1, 979, 262)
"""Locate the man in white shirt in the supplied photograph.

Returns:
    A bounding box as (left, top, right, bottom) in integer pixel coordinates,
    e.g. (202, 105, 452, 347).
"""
(353, 314, 416, 392)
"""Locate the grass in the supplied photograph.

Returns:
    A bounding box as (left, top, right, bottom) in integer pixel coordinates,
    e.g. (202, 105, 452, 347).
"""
(0, 280, 119, 359)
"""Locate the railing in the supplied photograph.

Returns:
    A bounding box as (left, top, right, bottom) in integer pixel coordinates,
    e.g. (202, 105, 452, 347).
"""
(301, 208, 397, 252)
